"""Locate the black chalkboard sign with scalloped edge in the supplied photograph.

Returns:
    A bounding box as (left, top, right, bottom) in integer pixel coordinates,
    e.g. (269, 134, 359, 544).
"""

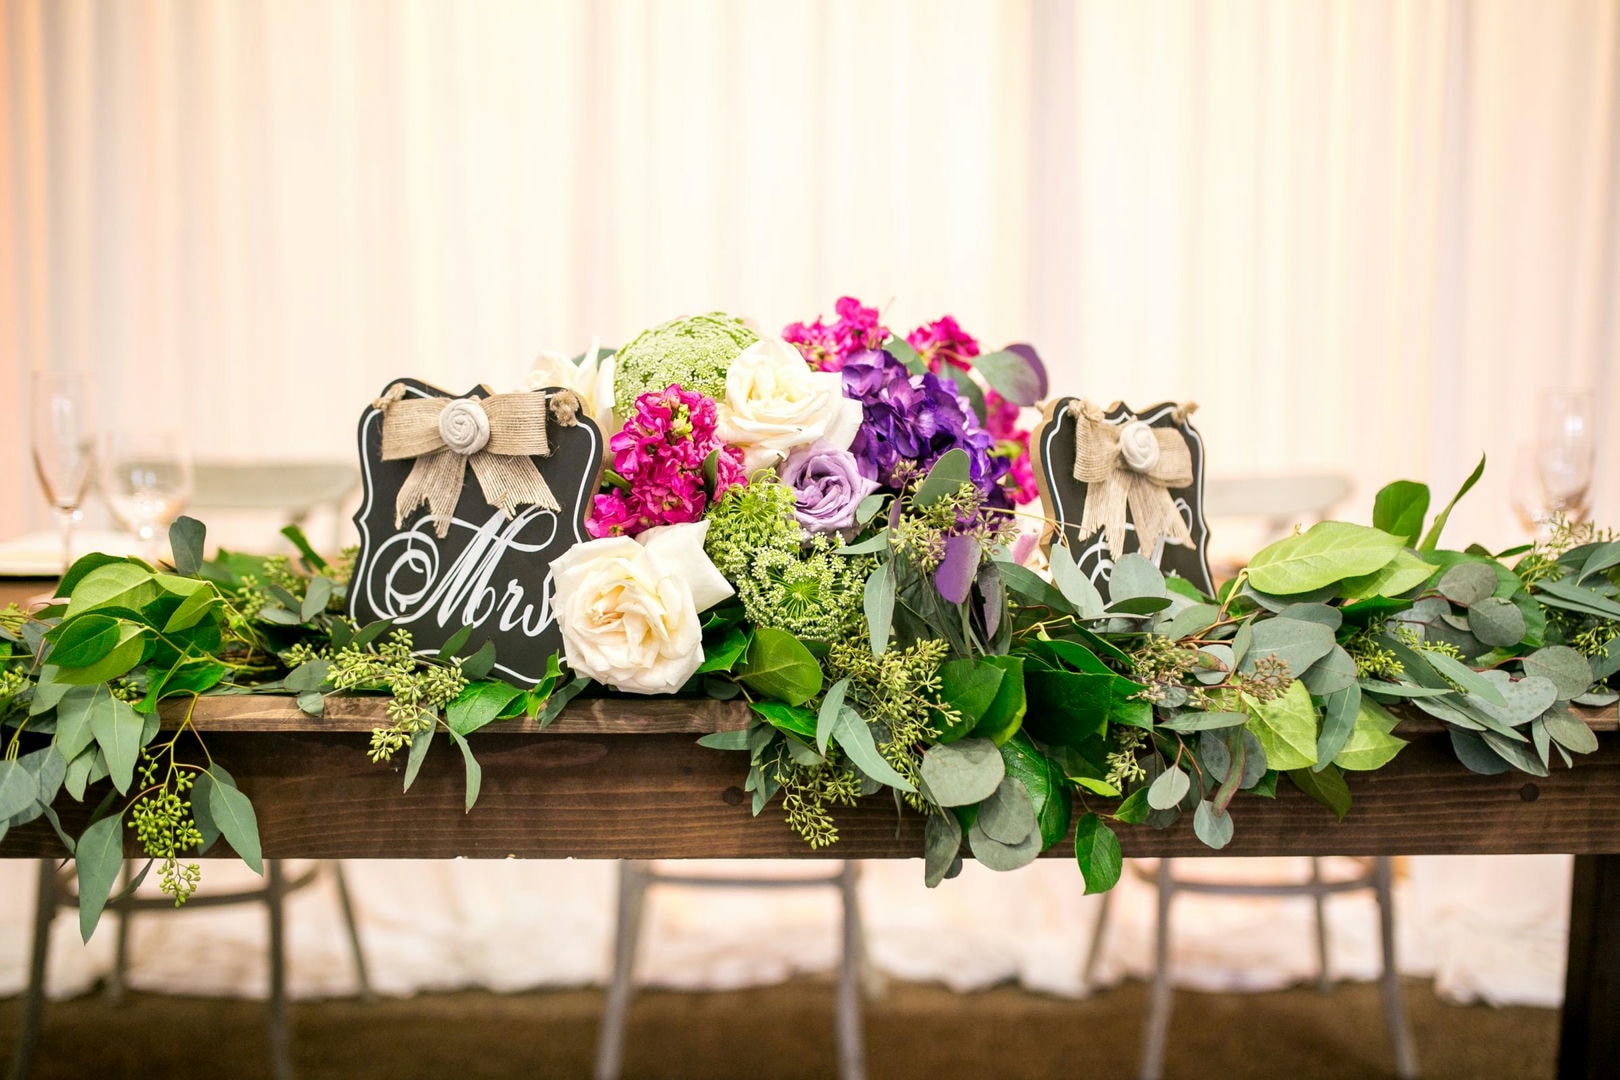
(1031, 397, 1214, 600)
(348, 378, 603, 688)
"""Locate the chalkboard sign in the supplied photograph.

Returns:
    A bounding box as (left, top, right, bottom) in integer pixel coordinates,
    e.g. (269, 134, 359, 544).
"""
(1032, 397, 1214, 599)
(349, 378, 603, 688)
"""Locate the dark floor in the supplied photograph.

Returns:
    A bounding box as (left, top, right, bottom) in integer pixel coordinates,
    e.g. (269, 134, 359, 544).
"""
(1, 976, 1558, 1080)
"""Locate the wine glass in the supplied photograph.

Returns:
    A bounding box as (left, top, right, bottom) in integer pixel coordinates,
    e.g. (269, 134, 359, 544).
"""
(100, 429, 194, 565)
(1536, 389, 1597, 525)
(29, 371, 97, 574)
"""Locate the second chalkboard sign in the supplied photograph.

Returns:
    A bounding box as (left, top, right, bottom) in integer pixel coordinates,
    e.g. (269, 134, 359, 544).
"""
(1032, 397, 1214, 599)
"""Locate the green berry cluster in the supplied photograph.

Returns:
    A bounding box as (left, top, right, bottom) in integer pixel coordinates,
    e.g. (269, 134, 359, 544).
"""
(129, 756, 205, 906)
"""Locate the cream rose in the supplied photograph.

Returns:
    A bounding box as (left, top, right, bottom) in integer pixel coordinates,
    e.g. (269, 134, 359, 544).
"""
(521, 345, 619, 435)
(549, 520, 733, 695)
(716, 337, 864, 473)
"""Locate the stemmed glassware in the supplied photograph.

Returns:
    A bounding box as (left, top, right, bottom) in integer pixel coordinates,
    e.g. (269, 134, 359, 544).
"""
(1511, 389, 1598, 539)
(29, 371, 97, 574)
(99, 429, 194, 565)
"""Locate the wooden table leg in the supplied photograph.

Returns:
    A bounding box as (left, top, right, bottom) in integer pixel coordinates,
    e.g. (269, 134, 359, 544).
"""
(1559, 854, 1620, 1079)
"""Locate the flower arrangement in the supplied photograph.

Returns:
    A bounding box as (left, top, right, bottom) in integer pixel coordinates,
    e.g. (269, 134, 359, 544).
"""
(2, 299, 1618, 934)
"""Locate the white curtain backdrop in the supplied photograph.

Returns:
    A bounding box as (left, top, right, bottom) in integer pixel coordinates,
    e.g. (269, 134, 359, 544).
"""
(1, 0, 1616, 1007)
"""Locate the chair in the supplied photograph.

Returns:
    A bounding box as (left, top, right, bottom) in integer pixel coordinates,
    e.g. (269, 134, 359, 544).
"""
(8, 858, 372, 1080)
(594, 860, 866, 1080)
(1084, 857, 1418, 1080)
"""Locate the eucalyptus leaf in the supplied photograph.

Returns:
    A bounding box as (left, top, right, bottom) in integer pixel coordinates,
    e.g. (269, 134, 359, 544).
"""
(448, 729, 483, 811)
(208, 778, 262, 874)
(1049, 543, 1105, 618)
(1542, 705, 1600, 754)
(696, 729, 750, 751)
(1108, 554, 1165, 601)
(920, 739, 1005, 807)
(1481, 728, 1549, 777)
(913, 449, 972, 507)
(1157, 602, 1220, 643)
(1239, 617, 1336, 681)
(970, 349, 1044, 405)
(0, 761, 40, 821)
(1438, 562, 1498, 607)
(977, 777, 1038, 845)
(1192, 800, 1234, 849)
(300, 576, 335, 622)
(89, 689, 146, 795)
(924, 812, 963, 889)
(1449, 728, 1513, 775)
(1423, 651, 1506, 706)
(864, 565, 895, 657)
(1157, 710, 1249, 732)
(830, 706, 916, 793)
(817, 677, 852, 755)
(1302, 646, 1358, 697)
(1147, 765, 1190, 810)
(967, 815, 1043, 871)
(1315, 683, 1362, 769)
(1520, 646, 1593, 701)
(75, 812, 125, 942)
(403, 721, 435, 791)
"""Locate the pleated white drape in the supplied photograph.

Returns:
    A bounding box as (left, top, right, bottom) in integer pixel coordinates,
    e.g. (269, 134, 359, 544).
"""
(1, 0, 1616, 1006)
(4, 0, 1616, 545)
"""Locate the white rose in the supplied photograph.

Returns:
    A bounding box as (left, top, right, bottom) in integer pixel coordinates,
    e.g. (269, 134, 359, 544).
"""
(549, 520, 733, 695)
(521, 347, 619, 435)
(716, 337, 864, 473)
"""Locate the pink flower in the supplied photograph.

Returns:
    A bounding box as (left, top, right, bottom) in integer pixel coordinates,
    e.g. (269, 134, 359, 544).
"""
(784, 296, 891, 372)
(907, 315, 981, 374)
(588, 385, 745, 537)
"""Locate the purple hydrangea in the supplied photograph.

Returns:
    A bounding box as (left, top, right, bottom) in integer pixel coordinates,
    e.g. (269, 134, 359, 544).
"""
(839, 349, 1010, 505)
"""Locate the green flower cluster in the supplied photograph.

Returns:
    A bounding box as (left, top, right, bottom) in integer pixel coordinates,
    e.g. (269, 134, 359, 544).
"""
(704, 480, 801, 582)
(739, 539, 871, 643)
(825, 637, 950, 804)
(130, 754, 205, 905)
(613, 312, 758, 416)
(705, 480, 871, 643)
(778, 763, 863, 849)
(328, 629, 467, 763)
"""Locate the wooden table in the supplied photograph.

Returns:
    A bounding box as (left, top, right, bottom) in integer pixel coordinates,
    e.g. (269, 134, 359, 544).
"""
(0, 694, 1616, 1076)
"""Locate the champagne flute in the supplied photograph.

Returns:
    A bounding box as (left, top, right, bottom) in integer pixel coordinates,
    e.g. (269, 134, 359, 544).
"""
(100, 429, 194, 565)
(29, 371, 97, 574)
(1536, 389, 1597, 525)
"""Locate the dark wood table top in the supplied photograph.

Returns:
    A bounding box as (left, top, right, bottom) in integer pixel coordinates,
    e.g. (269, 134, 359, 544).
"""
(1, 696, 1615, 862)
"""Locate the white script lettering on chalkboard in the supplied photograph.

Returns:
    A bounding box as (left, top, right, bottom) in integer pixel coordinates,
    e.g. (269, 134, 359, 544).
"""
(362, 505, 558, 637)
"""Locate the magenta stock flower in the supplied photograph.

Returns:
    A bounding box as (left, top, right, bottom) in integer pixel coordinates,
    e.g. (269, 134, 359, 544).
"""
(589, 385, 745, 538)
(783, 296, 890, 372)
(907, 314, 981, 374)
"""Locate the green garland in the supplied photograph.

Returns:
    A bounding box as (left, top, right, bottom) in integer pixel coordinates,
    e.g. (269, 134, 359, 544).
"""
(1, 458, 1617, 938)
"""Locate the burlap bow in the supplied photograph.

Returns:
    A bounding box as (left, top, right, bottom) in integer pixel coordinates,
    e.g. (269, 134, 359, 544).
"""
(374, 384, 581, 538)
(1070, 400, 1196, 559)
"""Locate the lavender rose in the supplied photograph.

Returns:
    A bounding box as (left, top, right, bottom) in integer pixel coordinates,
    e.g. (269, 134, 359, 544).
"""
(778, 441, 880, 533)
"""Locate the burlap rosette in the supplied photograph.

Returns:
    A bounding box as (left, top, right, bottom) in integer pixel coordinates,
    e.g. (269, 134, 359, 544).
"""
(373, 383, 582, 538)
(1070, 399, 1198, 559)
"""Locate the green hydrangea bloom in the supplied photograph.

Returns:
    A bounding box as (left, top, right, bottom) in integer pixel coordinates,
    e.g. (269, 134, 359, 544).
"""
(613, 312, 759, 416)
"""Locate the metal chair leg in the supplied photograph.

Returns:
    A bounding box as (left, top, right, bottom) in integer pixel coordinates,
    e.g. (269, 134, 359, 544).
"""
(836, 862, 866, 1080)
(104, 861, 134, 1004)
(1140, 860, 1176, 1080)
(595, 861, 650, 1080)
(329, 863, 375, 1002)
(1082, 887, 1115, 988)
(1310, 858, 1333, 994)
(1373, 857, 1420, 1079)
(8, 858, 56, 1080)
(266, 860, 293, 1080)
